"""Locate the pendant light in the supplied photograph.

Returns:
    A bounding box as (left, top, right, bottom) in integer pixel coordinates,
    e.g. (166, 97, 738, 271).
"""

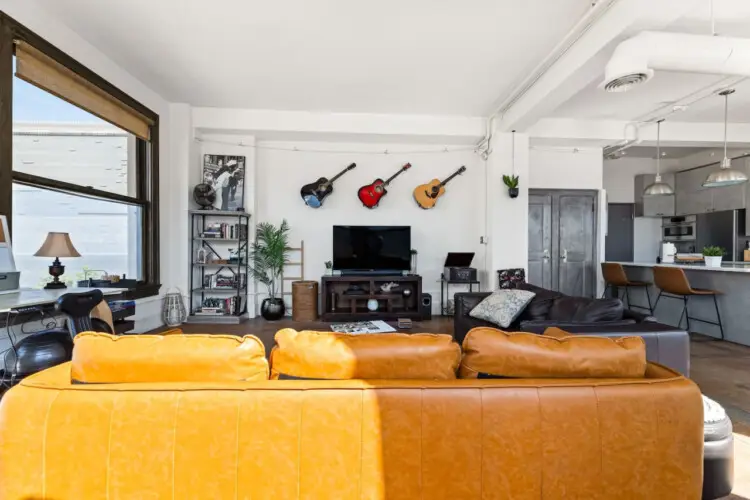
(644, 119, 674, 196)
(703, 89, 749, 188)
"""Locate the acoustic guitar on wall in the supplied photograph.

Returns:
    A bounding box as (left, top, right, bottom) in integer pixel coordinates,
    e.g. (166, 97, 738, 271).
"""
(300, 162, 357, 208)
(413, 165, 467, 209)
(357, 163, 412, 209)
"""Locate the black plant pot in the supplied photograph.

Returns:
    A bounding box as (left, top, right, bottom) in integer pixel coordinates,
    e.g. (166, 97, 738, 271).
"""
(261, 298, 285, 321)
(508, 187, 519, 199)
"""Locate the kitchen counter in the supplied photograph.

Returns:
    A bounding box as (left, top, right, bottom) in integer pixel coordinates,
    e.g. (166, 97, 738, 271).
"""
(608, 261, 750, 273)
(606, 262, 750, 346)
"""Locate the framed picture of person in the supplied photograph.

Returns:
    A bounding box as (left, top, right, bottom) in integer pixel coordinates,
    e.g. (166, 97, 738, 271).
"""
(202, 154, 246, 211)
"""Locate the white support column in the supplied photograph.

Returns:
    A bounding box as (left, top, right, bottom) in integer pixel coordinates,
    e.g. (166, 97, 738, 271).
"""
(485, 130, 530, 289)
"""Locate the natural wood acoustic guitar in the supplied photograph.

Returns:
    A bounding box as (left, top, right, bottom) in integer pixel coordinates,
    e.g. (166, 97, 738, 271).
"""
(412, 166, 466, 209)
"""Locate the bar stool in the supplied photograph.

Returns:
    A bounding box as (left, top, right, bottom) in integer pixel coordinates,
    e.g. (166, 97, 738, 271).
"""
(601, 262, 653, 314)
(652, 266, 724, 340)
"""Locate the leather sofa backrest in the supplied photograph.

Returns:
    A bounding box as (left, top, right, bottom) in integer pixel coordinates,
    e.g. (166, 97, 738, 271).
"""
(270, 329, 461, 380)
(0, 362, 703, 500)
(548, 296, 624, 322)
(460, 327, 646, 379)
(72, 332, 269, 383)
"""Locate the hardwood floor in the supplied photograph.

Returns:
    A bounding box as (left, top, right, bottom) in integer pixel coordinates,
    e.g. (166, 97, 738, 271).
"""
(152, 319, 750, 499)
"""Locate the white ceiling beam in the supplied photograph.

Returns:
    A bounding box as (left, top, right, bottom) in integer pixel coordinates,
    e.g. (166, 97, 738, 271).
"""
(495, 0, 706, 132)
(528, 118, 750, 148)
(193, 107, 487, 144)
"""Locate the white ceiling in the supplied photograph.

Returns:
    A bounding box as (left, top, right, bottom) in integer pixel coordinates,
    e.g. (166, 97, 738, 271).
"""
(36, 0, 592, 116)
(550, 0, 750, 123)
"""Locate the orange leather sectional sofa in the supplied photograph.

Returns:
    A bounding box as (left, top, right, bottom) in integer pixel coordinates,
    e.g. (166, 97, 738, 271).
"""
(0, 329, 704, 499)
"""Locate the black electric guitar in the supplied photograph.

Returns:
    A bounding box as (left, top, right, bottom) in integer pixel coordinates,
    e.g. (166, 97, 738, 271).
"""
(300, 163, 357, 208)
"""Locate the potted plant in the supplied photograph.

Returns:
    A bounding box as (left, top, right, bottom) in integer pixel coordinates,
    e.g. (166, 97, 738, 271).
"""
(324, 260, 333, 276)
(503, 175, 519, 198)
(702, 246, 725, 268)
(249, 220, 291, 320)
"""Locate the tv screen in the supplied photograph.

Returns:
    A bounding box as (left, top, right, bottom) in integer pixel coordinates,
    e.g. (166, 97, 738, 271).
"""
(333, 226, 411, 271)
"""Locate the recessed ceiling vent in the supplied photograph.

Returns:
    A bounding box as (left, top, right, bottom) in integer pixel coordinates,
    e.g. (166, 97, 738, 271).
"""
(601, 31, 750, 92)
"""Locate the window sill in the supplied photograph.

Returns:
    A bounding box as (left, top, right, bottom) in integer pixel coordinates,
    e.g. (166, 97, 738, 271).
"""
(123, 283, 162, 300)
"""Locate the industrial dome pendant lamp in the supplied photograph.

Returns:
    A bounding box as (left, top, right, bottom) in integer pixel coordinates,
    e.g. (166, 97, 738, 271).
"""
(644, 119, 674, 196)
(703, 89, 749, 188)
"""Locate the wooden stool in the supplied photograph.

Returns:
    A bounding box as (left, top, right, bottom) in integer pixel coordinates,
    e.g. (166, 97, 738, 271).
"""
(652, 266, 724, 339)
(601, 262, 653, 314)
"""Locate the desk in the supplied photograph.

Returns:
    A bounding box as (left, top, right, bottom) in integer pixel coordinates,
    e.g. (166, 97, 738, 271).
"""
(0, 288, 127, 314)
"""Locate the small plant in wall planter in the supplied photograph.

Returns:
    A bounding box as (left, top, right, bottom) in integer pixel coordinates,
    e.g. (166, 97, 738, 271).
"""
(702, 246, 725, 268)
(503, 175, 520, 199)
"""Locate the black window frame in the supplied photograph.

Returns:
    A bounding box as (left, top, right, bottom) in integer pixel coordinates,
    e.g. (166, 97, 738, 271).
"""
(0, 12, 160, 299)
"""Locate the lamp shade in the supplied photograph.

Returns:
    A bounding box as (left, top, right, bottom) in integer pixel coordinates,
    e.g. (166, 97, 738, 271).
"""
(34, 232, 81, 258)
(644, 180, 674, 196)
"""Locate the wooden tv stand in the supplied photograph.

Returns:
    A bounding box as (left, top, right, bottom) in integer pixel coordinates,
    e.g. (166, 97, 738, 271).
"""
(320, 275, 422, 322)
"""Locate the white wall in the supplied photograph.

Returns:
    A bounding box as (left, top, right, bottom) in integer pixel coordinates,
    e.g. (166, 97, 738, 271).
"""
(254, 141, 486, 313)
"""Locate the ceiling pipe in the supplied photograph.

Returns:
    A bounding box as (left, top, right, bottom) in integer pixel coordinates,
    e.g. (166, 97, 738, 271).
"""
(602, 31, 750, 92)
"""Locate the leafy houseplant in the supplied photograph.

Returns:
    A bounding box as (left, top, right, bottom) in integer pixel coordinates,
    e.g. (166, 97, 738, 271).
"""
(503, 175, 520, 199)
(249, 220, 291, 320)
(702, 246, 725, 268)
(324, 260, 333, 276)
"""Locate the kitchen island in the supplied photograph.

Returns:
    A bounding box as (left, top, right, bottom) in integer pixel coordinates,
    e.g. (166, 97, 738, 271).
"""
(606, 261, 750, 346)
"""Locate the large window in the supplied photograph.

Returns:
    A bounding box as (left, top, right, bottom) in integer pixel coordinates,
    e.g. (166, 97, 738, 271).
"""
(0, 13, 160, 296)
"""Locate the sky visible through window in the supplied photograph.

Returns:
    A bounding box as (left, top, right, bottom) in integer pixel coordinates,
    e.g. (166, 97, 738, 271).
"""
(13, 57, 106, 123)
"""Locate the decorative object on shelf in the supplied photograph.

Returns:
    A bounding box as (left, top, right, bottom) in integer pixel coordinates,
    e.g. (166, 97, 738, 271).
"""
(444, 252, 477, 282)
(357, 162, 412, 208)
(402, 288, 412, 298)
(643, 119, 674, 196)
(196, 247, 208, 264)
(503, 175, 519, 198)
(379, 282, 399, 293)
(300, 162, 357, 208)
(413, 165, 467, 209)
(163, 288, 187, 327)
(324, 260, 333, 276)
(497, 268, 526, 289)
(34, 232, 81, 289)
(504, 130, 520, 199)
(366, 299, 379, 311)
(410, 249, 418, 275)
(249, 220, 291, 320)
(702, 246, 725, 268)
(203, 154, 246, 211)
(193, 183, 217, 210)
(704, 89, 749, 188)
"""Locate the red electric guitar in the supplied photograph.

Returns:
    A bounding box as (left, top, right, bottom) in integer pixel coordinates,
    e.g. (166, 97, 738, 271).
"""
(357, 163, 412, 209)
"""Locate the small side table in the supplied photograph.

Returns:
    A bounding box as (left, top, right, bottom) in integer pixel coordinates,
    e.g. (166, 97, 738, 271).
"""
(440, 274, 480, 316)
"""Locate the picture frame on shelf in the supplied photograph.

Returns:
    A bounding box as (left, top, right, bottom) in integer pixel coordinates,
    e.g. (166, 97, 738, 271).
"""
(203, 154, 246, 211)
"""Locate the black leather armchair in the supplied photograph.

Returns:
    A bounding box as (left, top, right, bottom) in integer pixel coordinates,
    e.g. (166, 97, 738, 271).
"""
(453, 289, 690, 376)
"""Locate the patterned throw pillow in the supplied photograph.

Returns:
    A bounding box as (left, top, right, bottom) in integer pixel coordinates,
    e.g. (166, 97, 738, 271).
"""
(468, 289, 536, 328)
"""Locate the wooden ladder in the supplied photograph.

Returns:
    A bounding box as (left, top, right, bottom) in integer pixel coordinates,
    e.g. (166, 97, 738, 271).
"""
(280, 240, 305, 315)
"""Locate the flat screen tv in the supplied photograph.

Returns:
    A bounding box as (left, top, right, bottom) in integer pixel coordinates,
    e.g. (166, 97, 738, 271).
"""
(333, 226, 411, 272)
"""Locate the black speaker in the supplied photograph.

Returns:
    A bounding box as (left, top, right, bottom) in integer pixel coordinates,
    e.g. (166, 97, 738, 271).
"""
(420, 293, 432, 321)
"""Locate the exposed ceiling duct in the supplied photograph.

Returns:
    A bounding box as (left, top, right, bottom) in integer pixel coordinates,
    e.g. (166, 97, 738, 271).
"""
(601, 31, 750, 92)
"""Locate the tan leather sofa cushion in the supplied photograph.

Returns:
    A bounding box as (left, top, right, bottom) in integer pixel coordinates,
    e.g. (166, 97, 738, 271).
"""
(543, 326, 570, 339)
(460, 327, 646, 379)
(271, 329, 461, 380)
(72, 332, 268, 383)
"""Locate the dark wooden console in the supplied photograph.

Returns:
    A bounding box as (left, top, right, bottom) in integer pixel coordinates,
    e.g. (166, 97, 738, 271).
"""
(321, 275, 422, 322)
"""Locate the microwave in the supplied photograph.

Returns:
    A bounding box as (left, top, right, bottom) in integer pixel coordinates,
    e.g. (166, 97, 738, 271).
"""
(662, 215, 696, 242)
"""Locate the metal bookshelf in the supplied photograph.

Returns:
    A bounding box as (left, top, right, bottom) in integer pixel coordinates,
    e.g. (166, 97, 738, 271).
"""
(188, 210, 250, 324)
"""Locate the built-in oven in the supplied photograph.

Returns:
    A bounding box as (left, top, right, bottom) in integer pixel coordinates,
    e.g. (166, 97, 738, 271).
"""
(662, 215, 697, 242)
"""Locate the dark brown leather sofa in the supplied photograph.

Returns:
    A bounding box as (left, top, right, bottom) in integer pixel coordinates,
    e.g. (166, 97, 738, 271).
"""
(454, 283, 691, 376)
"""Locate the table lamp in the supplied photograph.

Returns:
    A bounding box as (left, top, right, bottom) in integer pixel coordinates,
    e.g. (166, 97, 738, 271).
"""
(34, 232, 81, 289)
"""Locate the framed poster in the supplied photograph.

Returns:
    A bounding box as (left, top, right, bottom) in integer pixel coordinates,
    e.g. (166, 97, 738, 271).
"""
(202, 154, 246, 211)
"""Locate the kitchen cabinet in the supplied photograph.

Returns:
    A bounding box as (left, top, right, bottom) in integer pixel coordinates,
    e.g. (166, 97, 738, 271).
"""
(634, 173, 674, 217)
(675, 163, 748, 215)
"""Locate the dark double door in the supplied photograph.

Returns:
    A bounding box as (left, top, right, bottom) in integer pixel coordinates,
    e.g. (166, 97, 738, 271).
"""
(528, 190, 597, 297)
